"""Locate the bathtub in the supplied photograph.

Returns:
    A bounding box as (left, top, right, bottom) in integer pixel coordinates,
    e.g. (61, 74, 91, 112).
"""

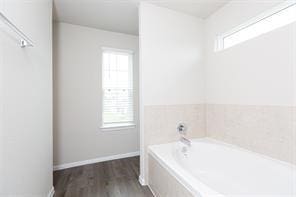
(148, 138, 296, 197)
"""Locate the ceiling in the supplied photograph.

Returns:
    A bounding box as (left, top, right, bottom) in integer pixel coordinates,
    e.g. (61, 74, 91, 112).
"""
(53, 0, 230, 35)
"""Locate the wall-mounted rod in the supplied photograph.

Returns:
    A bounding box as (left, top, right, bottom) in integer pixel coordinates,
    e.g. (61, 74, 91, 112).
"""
(0, 12, 34, 48)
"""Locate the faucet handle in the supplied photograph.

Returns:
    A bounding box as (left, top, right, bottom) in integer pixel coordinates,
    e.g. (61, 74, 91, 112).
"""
(177, 123, 187, 135)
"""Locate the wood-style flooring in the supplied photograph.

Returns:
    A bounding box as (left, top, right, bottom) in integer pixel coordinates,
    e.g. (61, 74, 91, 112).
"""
(53, 156, 153, 197)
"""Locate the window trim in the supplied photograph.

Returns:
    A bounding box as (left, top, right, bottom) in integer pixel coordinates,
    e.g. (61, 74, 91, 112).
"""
(100, 47, 136, 131)
(215, 1, 296, 51)
(101, 47, 134, 55)
(100, 122, 136, 132)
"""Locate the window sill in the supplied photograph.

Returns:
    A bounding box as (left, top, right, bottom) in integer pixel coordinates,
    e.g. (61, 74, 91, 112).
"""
(100, 123, 136, 131)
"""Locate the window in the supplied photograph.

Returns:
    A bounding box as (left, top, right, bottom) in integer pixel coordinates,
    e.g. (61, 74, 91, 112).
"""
(216, 1, 296, 51)
(101, 48, 134, 130)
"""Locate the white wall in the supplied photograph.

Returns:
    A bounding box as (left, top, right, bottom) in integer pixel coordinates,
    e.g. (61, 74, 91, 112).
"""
(140, 3, 205, 106)
(139, 3, 205, 184)
(53, 22, 139, 166)
(205, 0, 295, 106)
(0, 0, 53, 196)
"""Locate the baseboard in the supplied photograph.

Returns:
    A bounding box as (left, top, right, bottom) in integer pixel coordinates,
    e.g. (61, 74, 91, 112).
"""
(138, 174, 146, 186)
(148, 184, 156, 197)
(47, 186, 55, 197)
(53, 151, 140, 171)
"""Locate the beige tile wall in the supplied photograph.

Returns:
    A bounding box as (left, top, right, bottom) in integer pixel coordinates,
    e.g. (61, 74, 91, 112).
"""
(206, 104, 296, 165)
(144, 104, 206, 146)
(146, 104, 296, 196)
(144, 104, 206, 181)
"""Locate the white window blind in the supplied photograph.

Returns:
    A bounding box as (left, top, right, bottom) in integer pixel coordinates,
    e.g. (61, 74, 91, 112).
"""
(102, 48, 134, 127)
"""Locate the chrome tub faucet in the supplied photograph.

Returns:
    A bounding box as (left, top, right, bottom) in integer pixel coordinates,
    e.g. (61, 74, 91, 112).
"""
(177, 123, 191, 147)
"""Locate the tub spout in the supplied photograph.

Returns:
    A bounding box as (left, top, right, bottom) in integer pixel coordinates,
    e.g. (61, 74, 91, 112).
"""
(180, 136, 191, 147)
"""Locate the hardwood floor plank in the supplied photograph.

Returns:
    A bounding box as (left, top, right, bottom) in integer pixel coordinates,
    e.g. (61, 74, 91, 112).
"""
(54, 156, 153, 197)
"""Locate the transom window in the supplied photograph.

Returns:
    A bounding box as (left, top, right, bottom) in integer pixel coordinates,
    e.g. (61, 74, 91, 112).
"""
(216, 1, 296, 51)
(101, 48, 134, 129)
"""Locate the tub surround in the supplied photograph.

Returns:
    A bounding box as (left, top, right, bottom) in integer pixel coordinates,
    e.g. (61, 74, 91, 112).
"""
(144, 104, 206, 145)
(143, 103, 296, 187)
(145, 104, 296, 197)
(143, 104, 206, 184)
(206, 104, 296, 165)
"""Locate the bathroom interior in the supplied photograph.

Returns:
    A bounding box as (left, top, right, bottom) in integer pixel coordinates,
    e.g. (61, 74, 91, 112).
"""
(0, 0, 295, 196)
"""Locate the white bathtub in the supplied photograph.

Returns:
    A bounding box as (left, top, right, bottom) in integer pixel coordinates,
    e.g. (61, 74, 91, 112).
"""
(148, 138, 296, 197)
